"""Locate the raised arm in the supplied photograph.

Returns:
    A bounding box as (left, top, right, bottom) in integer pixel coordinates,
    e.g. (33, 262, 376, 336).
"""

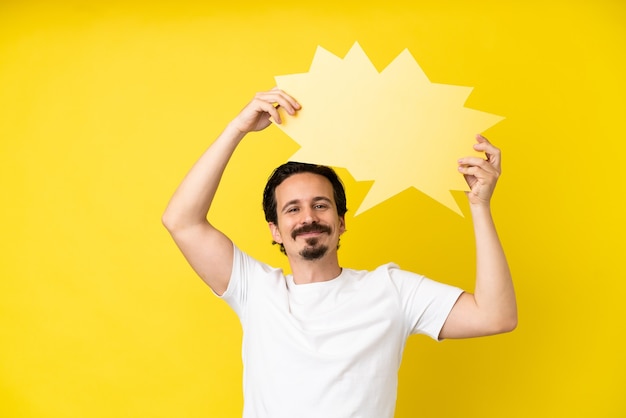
(439, 134, 518, 339)
(162, 89, 300, 295)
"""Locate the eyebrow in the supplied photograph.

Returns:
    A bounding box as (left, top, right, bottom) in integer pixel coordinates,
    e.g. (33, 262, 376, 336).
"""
(281, 196, 333, 213)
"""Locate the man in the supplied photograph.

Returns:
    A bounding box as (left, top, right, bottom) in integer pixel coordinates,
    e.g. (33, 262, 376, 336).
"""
(162, 88, 517, 418)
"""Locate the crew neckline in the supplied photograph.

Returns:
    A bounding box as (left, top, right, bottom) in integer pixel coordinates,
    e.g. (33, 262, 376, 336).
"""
(287, 268, 345, 288)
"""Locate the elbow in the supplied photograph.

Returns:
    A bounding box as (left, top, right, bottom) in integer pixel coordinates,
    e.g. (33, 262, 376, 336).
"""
(162, 208, 182, 233)
(162, 208, 209, 236)
(503, 301, 519, 333)
(492, 311, 518, 334)
(486, 293, 518, 335)
(500, 315, 518, 334)
(161, 211, 174, 232)
(477, 307, 517, 336)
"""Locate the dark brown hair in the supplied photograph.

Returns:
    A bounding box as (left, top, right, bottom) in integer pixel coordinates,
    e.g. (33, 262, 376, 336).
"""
(262, 162, 348, 225)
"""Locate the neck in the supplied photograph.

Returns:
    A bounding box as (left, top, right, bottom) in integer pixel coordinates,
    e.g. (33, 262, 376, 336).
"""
(288, 252, 342, 284)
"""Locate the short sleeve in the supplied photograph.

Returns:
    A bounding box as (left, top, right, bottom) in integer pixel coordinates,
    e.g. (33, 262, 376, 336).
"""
(219, 244, 253, 319)
(387, 264, 464, 340)
(220, 244, 282, 321)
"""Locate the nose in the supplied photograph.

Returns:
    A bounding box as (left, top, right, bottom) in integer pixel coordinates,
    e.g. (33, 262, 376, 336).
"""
(301, 207, 318, 224)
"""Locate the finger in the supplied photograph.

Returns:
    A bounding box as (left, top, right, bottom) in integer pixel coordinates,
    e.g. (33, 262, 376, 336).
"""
(458, 164, 482, 177)
(474, 134, 501, 169)
(249, 96, 283, 124)
(458, 156, 497, 169)
(473, 141, 500, 158)
(256, 89, 301, 114)
(458, 158, 499, 179)
(476, 133, 489, 143)
(473, 134, 498, 153)
(458, 164, 499, 186)
(263, 100, 284, 124)
(274, 89, 300, 108)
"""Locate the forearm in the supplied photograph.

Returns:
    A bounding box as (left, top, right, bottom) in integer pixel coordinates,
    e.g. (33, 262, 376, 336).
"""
(162, 123, 245, 231)
(470, 202, 517, 332)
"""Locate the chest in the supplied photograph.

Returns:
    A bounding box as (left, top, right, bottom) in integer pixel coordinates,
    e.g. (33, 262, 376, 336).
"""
(242, 275, 407, 364)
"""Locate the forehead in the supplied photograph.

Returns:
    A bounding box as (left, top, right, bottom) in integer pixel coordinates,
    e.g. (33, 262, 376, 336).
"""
(275, 172, 335, 205)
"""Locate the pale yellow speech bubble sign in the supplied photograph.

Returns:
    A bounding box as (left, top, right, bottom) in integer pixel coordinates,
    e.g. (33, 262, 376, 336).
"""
(275, 42, 503, 216)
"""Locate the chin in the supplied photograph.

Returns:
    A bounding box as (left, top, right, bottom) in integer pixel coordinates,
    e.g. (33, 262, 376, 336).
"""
(299, 245, 329, 261)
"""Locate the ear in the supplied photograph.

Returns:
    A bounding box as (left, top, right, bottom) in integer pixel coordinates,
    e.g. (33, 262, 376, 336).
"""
(338, 216, 346, 235)
(268, 222, 283, 244)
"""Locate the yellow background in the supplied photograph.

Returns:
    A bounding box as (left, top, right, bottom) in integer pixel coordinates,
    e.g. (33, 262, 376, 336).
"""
(1, 1, 624, 417)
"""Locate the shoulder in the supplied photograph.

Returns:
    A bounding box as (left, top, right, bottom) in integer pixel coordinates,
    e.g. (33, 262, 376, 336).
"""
(227, 245, 287, 296)
(340, 263, 425, 293)
(363, 263, 460, 302)
(232, 244, 282, 275)
(342, 263, 404, 277)
(371, 263, 426, 286)
(221, 245, 287, 315)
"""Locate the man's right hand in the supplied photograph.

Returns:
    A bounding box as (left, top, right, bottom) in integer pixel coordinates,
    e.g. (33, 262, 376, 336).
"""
(229, 88, 301, 134)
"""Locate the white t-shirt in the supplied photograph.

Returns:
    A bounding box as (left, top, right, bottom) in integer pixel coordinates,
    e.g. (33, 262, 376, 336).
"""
(221, 245, 463, 418)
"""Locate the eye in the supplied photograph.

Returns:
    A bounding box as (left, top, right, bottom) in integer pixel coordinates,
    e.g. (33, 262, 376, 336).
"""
(314, 203, 329, 210)
(286, 206, 299, 213)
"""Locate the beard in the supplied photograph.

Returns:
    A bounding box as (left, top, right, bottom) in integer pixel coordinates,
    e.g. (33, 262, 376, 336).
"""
(299, 237, 329, 260)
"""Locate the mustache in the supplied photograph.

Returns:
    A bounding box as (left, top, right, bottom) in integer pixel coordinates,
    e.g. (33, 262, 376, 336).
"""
(291, 224, 331, 240)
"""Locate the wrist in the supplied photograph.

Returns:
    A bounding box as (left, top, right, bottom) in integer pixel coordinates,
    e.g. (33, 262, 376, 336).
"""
(469, 200, 492, 215)
(223, 122, 247, 142)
